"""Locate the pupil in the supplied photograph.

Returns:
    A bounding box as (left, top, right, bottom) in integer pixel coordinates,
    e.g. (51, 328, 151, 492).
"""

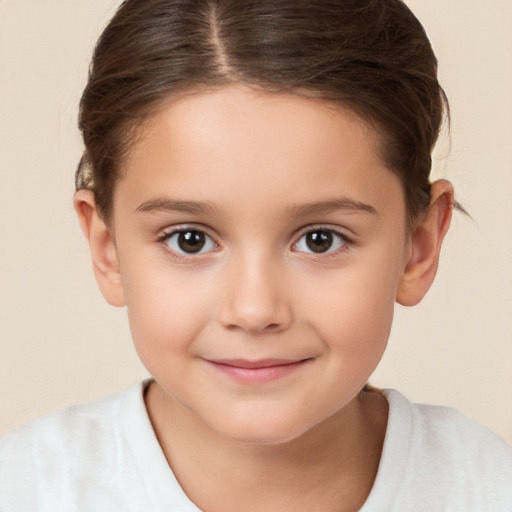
(306, 231, 333, 253)
(178, 231, 205, 253)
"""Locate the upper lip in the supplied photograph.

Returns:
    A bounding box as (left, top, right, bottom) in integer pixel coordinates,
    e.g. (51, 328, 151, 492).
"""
(206, 358, 308, 369)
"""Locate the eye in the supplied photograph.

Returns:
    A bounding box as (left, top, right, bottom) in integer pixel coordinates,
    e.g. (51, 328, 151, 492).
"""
(294, 229, 347, 254)
(164, 229, 217, 255)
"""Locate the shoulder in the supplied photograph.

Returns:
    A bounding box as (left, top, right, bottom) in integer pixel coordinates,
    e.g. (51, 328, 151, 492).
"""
(0, 382, 139, 458)
(0, 382, 146, 510)
(0, 380, 200, 511)
(393, 390, 512, 472)
(363, 389, 512, 511)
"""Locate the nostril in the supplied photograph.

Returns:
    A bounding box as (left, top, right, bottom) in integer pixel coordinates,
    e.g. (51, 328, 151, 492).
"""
(223, 321, 282, 333)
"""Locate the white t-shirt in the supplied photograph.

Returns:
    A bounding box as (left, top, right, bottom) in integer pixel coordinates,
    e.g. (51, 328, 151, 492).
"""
(1, 381, 511, 511)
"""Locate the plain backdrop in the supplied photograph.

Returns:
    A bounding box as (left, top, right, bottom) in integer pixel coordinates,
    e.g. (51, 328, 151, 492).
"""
(1, 0, 511, 444)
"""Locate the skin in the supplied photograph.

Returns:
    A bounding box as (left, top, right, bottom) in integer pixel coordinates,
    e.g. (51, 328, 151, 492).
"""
(75, 85, 453, 511)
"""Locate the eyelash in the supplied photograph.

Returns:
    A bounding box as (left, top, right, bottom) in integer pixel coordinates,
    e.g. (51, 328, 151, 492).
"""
(292, 226, 353, 258)
(156, 225, 353, 260)
(156, 226, 219, 261)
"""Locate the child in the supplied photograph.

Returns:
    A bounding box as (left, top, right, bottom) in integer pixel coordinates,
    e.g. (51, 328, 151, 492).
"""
(1, 0, 511, 510)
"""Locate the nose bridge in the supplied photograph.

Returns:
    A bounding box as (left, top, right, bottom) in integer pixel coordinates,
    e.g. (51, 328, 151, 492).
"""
(218, 245, 292, 333)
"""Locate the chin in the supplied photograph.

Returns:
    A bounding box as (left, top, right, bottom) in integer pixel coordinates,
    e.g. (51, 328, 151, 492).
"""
(209, 413, 313, 447)
(223, 429, 303, 446)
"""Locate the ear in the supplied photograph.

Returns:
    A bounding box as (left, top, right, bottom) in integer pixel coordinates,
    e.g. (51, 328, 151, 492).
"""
(74, 189, 125, 307)
(396, 180, 454, 306)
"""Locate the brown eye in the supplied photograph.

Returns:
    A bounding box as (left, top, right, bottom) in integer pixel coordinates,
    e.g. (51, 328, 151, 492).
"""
(178, 231, 205, 253)
(165, 230, 216, 254)
(295, 229, 346, 254)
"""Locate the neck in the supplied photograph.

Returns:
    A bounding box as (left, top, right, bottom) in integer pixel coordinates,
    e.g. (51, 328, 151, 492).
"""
(145, 382, 388, 512)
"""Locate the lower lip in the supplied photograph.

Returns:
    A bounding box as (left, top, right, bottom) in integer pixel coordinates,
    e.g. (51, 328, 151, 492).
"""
(206, 360, 310, 384)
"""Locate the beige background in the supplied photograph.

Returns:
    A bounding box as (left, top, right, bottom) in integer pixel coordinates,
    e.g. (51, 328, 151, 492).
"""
(1, 1, 511, 444)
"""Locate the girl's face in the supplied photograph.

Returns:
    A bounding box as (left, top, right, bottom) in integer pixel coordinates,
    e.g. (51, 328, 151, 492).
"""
(109, 86, 412, 444)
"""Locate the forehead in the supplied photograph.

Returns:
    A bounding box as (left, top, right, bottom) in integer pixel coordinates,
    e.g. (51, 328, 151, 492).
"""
(114, 85, 404, 222)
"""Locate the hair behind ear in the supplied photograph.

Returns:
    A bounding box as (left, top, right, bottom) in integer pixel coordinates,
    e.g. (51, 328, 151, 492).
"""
(396, 179, 454, 306)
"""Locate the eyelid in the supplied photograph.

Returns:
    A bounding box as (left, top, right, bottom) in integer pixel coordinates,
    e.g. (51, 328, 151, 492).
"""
(292, 225, 353, 255)
(293, 224, 353, 242)
(156, 224, 220, 258)
(157, 222, 215, 240)
(155, 223, 354, 260)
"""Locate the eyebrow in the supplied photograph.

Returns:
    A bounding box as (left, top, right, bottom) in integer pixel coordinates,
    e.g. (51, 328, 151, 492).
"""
(286, 197, 378, 217)
(135, 196, 378, 217)
(135, 198, 220, 216)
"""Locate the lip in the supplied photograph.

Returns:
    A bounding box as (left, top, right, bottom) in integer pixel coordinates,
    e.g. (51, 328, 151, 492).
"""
(204, 358, 312, 384)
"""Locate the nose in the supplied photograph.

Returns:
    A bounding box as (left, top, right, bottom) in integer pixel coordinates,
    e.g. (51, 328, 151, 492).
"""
(217, 252, 293, 334)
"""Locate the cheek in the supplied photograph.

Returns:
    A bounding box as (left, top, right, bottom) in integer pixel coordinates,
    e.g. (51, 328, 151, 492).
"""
(312, 283, 394, 357)
(301, 245, 404, 356)
(120, 258, 215, 362)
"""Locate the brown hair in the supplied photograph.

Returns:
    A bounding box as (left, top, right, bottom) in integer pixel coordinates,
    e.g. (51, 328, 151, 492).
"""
(76, 0, 448, 224)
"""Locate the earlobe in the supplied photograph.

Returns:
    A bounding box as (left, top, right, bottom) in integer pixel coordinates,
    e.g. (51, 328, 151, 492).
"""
(396, 180, 454, 306)
(74, 189, 126, 307)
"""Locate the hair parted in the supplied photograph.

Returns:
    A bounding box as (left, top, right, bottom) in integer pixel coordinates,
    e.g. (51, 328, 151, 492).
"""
(76, 0, 448, 224)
